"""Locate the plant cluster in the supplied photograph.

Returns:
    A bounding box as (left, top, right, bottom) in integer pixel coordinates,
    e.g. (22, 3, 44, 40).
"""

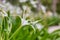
(0, 9, 60, 40)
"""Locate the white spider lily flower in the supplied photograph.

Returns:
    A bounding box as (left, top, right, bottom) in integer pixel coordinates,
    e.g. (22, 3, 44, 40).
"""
(3, 13, 8, 17)
(0, 0, 6, 4)
(41, 5, 46, 13)
(22, 19, 29, 25)
(29, 20, 43, 30)
(0, 2, 14, 12)
(6, 3, 16, 13)
(0, 4, 7, 11)
(0, 9, 8, 17)
(30, 1, 37, 8)
(0, 4, 5, 8)
(30, 19, 43, 25)
(23, 5, 27, 10)
(36, 23, 43, 30)
(30, 0, 37, 4)
(33, 4, 37, 8)
(48, 26, 60, 33)
(16, 7, 22, 14)
(19, 0, 27, 2)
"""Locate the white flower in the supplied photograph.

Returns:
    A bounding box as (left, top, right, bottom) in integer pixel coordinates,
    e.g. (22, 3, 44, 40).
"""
(48, 26, 60, 33)
(23, 5, 27, 10)
(3, 13, 8, 17)
(30, 1, 37, 8)
(41, 5, 46, 13)
(16, 7, 21, 14)
(0, 0, 6, 4)
(36, 23, 43, 30)
(19, 0, 27, 2)
(22, 19, 29, 25)
(30, 1, 36, 5)
(0, 4, 5, 8)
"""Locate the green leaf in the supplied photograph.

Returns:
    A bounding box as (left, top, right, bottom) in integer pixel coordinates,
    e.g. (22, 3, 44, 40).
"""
(7, 11, 10, 17)
(2, 17, 8, 32)
(2, 17, 9, 40)
(49, 30, 60, 40)
(10, 25, 34, 40)
(56, 38, 60, 40)
(9, 16, 21, 37)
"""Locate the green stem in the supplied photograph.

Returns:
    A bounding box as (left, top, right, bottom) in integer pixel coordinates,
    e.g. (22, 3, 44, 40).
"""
(0, 30, 1, 40)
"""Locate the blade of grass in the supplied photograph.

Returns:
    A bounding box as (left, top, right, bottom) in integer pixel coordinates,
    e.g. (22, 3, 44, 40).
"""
(9, 26, 22, 40)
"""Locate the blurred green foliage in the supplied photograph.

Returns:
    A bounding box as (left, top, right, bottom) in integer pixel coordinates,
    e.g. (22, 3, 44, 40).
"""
(0, 0, 60, 40)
